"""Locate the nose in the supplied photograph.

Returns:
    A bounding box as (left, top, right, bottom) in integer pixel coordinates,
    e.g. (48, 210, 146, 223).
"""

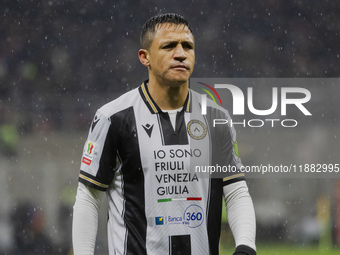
(173, 44, 186, 61)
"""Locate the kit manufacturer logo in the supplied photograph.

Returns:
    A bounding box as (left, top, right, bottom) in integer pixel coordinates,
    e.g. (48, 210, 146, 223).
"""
(142, 123, 154, 137)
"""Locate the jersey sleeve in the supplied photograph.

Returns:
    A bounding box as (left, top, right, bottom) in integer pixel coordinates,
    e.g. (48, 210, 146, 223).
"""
(79, 110, 117, 191)
(221, 118, 246, 186)
(206, 104, 246, 186)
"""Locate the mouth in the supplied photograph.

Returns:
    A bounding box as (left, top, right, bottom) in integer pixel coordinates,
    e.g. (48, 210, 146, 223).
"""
(171, 64, 189, 70)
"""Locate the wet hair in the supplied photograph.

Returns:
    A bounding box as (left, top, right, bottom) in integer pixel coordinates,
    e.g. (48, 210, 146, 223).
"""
(140, 13, 193, 50)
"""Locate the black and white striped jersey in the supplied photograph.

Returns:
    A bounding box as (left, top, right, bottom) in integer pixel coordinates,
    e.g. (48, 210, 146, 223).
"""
(78, 81, 245, 255)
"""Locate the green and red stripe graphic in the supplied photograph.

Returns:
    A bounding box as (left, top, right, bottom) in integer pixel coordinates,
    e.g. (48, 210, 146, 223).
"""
(197, 82, 223, 106)
(158, 197, 202, 203)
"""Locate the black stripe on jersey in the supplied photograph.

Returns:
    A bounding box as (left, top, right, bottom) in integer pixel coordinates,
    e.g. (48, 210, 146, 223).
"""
(204, 106, 224, 254)
(139, 81, 191, 145)
(111, 107, 147, 255)
(185, 89, 192, 112)
(158, 110, 188, 145)
(207, 178, 223, 255)
(204, 106, 244, 254)
(157, 114, 165, 145)
(169, 235, 191, 255)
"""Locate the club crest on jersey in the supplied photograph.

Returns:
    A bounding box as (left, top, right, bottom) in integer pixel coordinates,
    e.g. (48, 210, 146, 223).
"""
(187, 120, 207, 140)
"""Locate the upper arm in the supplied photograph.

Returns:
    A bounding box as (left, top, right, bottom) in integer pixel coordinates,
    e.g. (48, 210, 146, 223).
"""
(79, 110, 117, 191)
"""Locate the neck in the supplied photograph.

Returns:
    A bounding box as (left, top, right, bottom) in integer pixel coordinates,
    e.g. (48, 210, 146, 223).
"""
(147, 77, 188, 110)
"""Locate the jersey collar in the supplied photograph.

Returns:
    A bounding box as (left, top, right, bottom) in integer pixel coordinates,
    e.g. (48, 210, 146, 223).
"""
(139, 80, 192, 114)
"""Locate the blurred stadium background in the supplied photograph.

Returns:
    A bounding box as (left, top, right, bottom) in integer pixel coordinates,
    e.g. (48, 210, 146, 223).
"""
(1, 0, 340, 254)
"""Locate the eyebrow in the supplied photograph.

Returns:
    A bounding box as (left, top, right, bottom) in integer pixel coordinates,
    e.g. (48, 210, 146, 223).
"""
(159, 40, 195, 48)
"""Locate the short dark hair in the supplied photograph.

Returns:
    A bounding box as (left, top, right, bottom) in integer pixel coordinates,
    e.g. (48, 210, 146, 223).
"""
(140, 13, 193, 50)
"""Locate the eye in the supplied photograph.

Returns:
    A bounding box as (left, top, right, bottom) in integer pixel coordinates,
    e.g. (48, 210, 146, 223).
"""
(162, 42, 177, 49)
(182, 42, 194, 50)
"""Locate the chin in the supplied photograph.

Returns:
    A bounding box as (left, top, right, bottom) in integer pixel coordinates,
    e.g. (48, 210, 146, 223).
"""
(169, 75, 191, 83)
(169, 79, 189, 87)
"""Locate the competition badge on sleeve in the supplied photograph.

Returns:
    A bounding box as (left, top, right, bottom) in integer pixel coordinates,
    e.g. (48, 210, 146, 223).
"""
(82, 141, 94, 166)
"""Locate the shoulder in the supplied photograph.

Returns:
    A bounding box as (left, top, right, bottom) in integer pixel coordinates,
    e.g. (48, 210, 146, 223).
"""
(190, 89, 232, 119)
(96, 87, 141, 119)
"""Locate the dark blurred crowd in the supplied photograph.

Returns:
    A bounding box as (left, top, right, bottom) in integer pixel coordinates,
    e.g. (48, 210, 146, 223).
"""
(1, 0, 339, 135)
(1, 1, 340, 254)
(10, 202, 72, 255)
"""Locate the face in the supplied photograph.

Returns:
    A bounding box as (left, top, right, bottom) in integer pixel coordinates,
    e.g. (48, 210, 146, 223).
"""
(140, 23, 195, 87)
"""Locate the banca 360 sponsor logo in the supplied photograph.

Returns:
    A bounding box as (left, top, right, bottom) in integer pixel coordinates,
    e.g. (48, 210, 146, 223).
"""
(155, 204, 204, 228)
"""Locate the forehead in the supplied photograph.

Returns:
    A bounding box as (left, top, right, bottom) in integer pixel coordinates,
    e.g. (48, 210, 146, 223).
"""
(153, 23, 194, 43)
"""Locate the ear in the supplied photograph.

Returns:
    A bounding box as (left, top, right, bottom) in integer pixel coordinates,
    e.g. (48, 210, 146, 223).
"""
(138, 49, 150, 67)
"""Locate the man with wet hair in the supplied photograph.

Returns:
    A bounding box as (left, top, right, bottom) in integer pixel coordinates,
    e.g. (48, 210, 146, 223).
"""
(73, 13, 256, 255)
(140, 13, 193, 50)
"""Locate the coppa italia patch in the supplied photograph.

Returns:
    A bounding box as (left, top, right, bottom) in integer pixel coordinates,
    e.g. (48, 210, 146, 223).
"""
(82, 141, 95, 166)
